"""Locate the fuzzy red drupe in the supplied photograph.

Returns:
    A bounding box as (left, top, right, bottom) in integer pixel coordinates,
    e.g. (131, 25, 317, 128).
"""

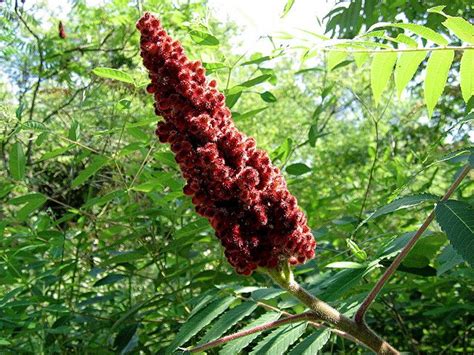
(137, 13, 316, 275)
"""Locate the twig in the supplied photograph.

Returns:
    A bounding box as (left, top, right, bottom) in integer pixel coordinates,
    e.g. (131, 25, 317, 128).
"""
(354, 164, 471, 323)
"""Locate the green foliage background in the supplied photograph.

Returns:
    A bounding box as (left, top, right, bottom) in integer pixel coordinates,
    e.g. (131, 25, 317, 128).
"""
(0, 0, 472, 353)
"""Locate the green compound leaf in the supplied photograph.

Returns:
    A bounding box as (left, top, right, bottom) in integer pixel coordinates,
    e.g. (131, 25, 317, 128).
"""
(370, 51, 397, 105)
(394, 50, 427, 97)
(435, 200, 474, 267)
(424, 50, 454, 118)
(371, 23, 448, 46)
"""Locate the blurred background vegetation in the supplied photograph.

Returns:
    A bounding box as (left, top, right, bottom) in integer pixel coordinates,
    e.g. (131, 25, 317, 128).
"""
(0, 0, 472, 353)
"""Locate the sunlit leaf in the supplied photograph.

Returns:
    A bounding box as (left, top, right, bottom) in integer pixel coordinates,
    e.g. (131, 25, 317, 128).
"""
(92, 67, 135, 85)
(189, 29, 219, 46)
(424, 50, 454, 118)
(327, 50, 347, 71)
(443, 17, 474, 44)
(460, 49, 474, 103)
(370, 51, 397, 105)
(394, 50, 427, 97)
(281, 0, 296, 18)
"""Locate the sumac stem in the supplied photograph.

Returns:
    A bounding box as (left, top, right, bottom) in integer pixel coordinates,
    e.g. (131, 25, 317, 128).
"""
(266, 264, 399, 354)
(355, 164, 471, 323)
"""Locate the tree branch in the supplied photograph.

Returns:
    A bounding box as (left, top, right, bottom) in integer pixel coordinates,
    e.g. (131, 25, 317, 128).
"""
(354, 163, 471, 323)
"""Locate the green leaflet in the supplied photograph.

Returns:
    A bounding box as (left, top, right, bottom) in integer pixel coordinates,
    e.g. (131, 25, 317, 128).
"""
(220, 312, 281, 354)
(327, 50, 347, 71)
(288, 329, 331, 355)
(189, 29, 219, 46)
(92, 67, 135, 85)
(281, 0, 296, 18)
(394, 50, 427, 97)
(9, 142, 26, 181)
(286, 163, 312, 176)
(249, 322, 307, 355)
(371, 23, 449, 46)
(443, 17, 474, 44)
(435, 200, 474, 267)
(370, 51, 397, 105)
(424, 50, 454, 118)
(198, 302, 257, 344)
(460, 49, 474, 103)
(167, 296, 235, 353)
(71, 155, 109, 188)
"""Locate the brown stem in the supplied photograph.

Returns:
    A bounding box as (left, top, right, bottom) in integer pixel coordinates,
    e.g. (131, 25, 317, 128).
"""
(354, 164, 471, 323)
(188, 312, 312, 353)
(266, 264, 398, 354)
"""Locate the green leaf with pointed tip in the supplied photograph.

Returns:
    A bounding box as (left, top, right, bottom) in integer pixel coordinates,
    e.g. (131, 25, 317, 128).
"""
(327, 50, 347, 71)
(71, 155, 109, 188)
(220, 312, 281, 355)
(9, 142, 26, 180)
(9, 193, 47, 221)
(435, 200, 474, 267)
(395, 50, 427, 97)
(260, 91, 277, 102)
(288, 329, 330, 355)
(391, 23, 448, 46)
(460, 49, 474, 103)
(370, 51, 397, 105)
(367, 194, 438, 221)
(286, 163, 312, 176)
(249, 323, 307, 355)
(92, 67, 135, 85)
(189, 29, 219, 46)
(443, 17, 474, 44)
(233, 107, 268, 120)
(167, 296, 235, 353)
(281, 0, 296, 18)
(424, 50, 454, 118)
(198, 302, 257, 344)
(240, 74, 272, 88)
(325, 261, 365, 269)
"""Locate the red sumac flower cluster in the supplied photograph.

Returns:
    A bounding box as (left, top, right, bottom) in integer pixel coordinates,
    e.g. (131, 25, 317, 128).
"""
(137, 13, 316, 275)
